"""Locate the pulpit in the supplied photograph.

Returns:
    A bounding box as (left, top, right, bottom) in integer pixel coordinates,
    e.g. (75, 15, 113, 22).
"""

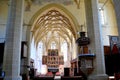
(79, 54, 95, 75)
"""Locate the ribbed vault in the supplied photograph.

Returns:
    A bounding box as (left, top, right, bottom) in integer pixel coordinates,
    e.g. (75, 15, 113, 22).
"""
(31, 8, 76, 46)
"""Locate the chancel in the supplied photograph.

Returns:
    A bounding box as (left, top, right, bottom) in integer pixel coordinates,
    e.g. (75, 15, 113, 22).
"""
(0, 0, 120, 80)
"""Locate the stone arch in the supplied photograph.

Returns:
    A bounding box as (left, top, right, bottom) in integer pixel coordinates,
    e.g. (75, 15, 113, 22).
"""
(27, 3, 80, 62)
(28, 3, 79, 41)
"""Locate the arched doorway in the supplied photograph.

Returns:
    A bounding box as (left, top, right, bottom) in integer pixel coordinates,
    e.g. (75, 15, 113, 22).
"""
(28, 3, 79, 75)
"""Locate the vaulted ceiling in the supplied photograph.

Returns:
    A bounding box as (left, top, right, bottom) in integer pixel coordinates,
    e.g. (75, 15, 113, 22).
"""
(32, 8, 75, 45)
(29, 0, 113, 46)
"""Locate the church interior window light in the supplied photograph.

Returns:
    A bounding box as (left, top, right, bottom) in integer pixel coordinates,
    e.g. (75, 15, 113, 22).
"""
(99, 8, 105, 25)
(61, 41, 68, 62)
(51, 41, 56, 49)
(36, 42, 45, 73)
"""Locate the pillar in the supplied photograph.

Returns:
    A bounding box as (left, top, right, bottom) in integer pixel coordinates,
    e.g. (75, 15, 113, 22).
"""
(67, 44, 71, 67)
(23, 25, 33, 78)
(21, 25, 31, 77)
(3, 0, 24, 80)
(84, 0, 108, 80)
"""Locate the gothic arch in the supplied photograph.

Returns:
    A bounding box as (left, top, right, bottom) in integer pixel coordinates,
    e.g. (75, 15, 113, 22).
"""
(28, 3, 79, 41)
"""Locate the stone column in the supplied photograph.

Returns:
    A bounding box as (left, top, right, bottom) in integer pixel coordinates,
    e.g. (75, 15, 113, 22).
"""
(66, 44, 71, 67)
(75, 43, 79, 73)
(25, 25, 33, 78)
(3, 0, 24, 80)
(113, 0, 120, 40)
(84, 0, 108, 80)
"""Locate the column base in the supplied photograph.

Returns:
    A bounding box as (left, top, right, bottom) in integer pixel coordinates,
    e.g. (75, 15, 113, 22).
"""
(88, 74, 108, 80)
(4, 76, 22, 80)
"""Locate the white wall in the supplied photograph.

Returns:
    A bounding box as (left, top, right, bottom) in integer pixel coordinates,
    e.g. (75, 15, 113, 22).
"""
(0, 2, 8, 42)
(99, 2, 118, 46)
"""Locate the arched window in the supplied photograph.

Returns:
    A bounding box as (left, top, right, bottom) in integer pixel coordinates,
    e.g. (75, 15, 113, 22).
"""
(51, 41, 56, 49)
(99, 8, 105, 25)
(36, 41, 44, 73)
(61, 41, 68, 62)
(39, 42, 43, 55)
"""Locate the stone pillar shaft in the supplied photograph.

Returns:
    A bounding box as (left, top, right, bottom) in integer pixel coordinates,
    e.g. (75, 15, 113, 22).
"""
(3, 0, 24, 80)
(84, 0, 108, 80)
